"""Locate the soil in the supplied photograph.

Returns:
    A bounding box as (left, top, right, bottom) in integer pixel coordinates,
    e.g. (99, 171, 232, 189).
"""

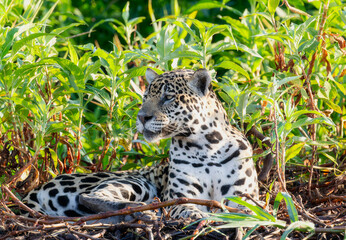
(0, 144, 345, 240)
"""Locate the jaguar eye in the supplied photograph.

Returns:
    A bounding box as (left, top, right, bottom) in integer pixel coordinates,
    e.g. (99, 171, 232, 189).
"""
(163, 94, 175, 103)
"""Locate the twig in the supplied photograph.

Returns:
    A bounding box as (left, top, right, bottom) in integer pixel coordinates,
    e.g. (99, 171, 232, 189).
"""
(69, 229, 106, 240)
(5, 149, 34, 187)
(283, 0, 311, 17)
(306, 1, 330, 199)
(0, 198, 16, 215)
(96, 135, 111, 171)
(145, 227, 154, 240)
(299, 210, 327, 227)
(313, 205, 346, 212)
(295, 195, 327, 227)
(192, 219, 207, 239)
(1, 184, 43, 218)
(315, 227, 346, 234)
(18, 198, 243, 225)
(66, 30, 95, 39)
(241, 193, 265, 209)
(311, 195, 346, 204)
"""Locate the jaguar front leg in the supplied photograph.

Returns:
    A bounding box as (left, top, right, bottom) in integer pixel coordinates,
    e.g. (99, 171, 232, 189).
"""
(162, 169, 210, 219)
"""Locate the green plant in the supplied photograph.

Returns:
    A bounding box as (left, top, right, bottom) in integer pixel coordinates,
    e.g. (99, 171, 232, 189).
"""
(203, 192, 316, 240)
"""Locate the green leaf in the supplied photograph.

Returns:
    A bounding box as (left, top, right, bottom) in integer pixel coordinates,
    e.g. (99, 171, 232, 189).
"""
(330, 77, 346, 95)
(124, 50, 156, 62)
(268, 0, 280, 15)
(224, 196, 276, 222)
(281, 221, 315, 240)
(218, 91, 233, 103)
(84, 59, 102, 82)
(237, 92, 249, 123)
(273, 192, 299, 222)
(46, 57, 84, 90)
(163, 47, 202, 62)
(298, 38, 319, 53)
(219, 16, 251, 39)
(277, 76, 301, 87)
(1, 27, 19, 59)
(320, 152, 338, 165)
(206, 25, 228, 42)
(186, 0, 226, 14)
(208, 42, 262, 58)
(173, 0, 180, 16)
(294, 16, 317, 49)
(243, 225, 261, 239)
(291, 116, 335, 130)
(247, 12, 273, 22)
(122, 2, 130, 24)
(254, 33, 293, 44)
(285, 142, 305, 162)
(46, 122, 67, 136)
(157, 26, 175, 65)
(51, 23, 84, 35)
(123, 66, 147, 82)
(93, 48, 120, 78)
(12, 33, 58, 56)
(128, 16, 145, 26)
(68, 41, 79, 64)
(89, 18, 124, 35)
(190, 18, 208, 39)
(215, 61, 250, 80)
(170, 18, 200, 41)
(47, 167, 57, 178)
(12, 97, 40, 119)
(323, 99, 342, 114)
(39, 0, 59, 24)
(300, 88, 309, 99)
(289, 110, 328, 122)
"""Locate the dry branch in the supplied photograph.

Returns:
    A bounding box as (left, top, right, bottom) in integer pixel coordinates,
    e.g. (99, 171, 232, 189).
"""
(1, 184, 43, 218)
(304, 1, 330, 199)
(31, 197, 243, 225)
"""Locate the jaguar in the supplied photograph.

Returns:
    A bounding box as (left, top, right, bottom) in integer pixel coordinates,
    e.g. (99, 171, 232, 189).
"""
(23, 68, 258, 222)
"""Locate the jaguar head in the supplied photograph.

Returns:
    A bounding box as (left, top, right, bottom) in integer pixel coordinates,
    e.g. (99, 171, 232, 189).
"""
(136, 68, 213, 142)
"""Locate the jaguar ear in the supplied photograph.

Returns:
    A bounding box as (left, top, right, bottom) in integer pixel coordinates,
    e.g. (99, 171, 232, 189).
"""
(145, 68, 159, 84)
(188, 69, 212, 96)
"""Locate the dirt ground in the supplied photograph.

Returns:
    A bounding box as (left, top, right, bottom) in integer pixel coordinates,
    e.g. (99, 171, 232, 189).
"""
(1, 172, 345, 240)
(0, 144, 345, 240)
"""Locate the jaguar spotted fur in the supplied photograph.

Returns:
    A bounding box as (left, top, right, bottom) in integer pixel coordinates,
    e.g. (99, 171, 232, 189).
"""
(23, 68, 258, 222)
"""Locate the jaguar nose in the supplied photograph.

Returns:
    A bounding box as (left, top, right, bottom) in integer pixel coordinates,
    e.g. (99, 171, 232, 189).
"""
(138, 112, 153, 125)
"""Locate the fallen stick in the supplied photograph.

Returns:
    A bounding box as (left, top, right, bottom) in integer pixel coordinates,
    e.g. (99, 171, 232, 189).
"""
(1, 184, 43, 218)
(9, 197, 243, 225)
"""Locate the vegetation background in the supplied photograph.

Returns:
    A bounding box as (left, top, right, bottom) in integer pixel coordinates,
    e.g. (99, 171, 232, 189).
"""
(0, 0, 345, 238)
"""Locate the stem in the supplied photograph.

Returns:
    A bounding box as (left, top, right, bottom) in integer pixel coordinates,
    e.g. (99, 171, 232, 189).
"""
(202, 44, 207, 69)
(76, 93, 84, 167)
(305, 0, 330, 199)
(273, 101, 286, 191)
